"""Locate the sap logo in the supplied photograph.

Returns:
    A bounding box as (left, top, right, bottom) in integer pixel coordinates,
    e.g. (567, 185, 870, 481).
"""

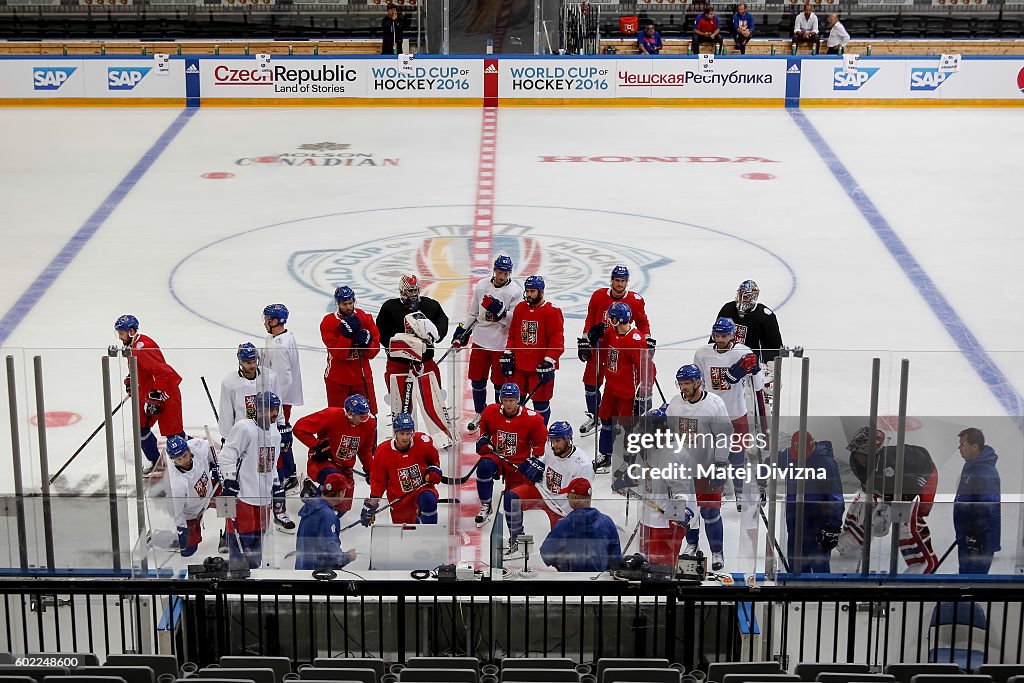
(832, 67, 880, 91)
(108, 67, 152, 90)
(910, 67, 954, 91)
(33, 67, 77, 91)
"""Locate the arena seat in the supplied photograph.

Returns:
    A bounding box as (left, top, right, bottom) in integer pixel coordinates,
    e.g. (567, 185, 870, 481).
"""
(221, 658, 292, 683)
(883, 666, 961, 683)
(910, 677, 991, 683)
(28, 655, 100, 668)
(722, 675, 800, 683)
(43, 676, 125, 683)
(0, 657, 12, 666)
(502, 662, 576, 672)
(199, 668, 275, 683)
(105, 656, 178, 680)
(978, 668, 1024, 683)
(597, 659, 670, 683)
(817, 675, 895, 683)
(300, 670, 375, 683)
(406, 659, 480, 677)
(399, 671, 476, 683)
(601, 669, 679, 683)
(312, 661, 385, 681)
(80, 667, 153, 683)
(797, 665, 871, 682)
(0, 676, 35, 683)
(0, 668, 69, 683)
(709, 664, 784, 683)
(501, 671, 579, 683)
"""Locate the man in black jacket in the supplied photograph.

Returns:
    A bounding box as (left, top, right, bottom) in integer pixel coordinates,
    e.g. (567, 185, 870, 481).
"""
(381, 3, 405, 55)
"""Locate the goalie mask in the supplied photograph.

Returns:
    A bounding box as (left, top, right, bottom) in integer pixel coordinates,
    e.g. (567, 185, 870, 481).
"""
(736, 280, 760, 316)
(399, 274, 421, 310)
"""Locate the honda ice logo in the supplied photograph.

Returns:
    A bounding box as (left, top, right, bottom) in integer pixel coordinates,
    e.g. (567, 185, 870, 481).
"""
(833, 67, 879, 91)
(108, 67, 151, 90)
(33, 67, 76, 90)
(910, 67, 954, 91)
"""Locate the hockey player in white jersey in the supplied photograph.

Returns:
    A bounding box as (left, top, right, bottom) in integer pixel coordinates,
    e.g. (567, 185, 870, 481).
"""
(663, 363, 734, 571)
(451, 255, 524, 432)
(219, 343, 296, 530)
(218, 391, 285, 569)
(262, 303, 304, 491)
(693, 317, 764, 506)
(501, 420, 593, 552)
(165, 435, 221, 557)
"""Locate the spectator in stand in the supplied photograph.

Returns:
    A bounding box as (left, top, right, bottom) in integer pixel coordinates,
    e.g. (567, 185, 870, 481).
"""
(732, 4, 756, 55)
(793, 3, 820, 53)
(825, 13, 851, 54)
(692, 7, 725, 55)
(954, 428, 1001, 575)
(638, 23, 664, 55)
(381, 3, 405, 55)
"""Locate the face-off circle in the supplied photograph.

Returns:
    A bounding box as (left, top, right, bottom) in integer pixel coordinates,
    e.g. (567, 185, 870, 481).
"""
(202, 172, 235, 179)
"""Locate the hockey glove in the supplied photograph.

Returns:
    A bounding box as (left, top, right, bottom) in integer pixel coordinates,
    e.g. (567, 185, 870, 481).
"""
(817, 523, 842, 551)
(646, 336, 657, 351)
(646, 403, 668, 430)
(633, 393, 652, 417)
(352, 329, 372, 349)
(222, 478, 239, 497)
(963, 534, 984, 554)
(424, 465, 443, 486)
(144, 390, 167, 415)
(476, 436, 495, 456)
(576, 337, 592, 363)
(871, 502, 892, 537)
(451, 323, 473, 349)
(310, 440, 332, 463)
(123, 376, 132, 396)
(210, 462, 222, 485)
(671, 507, 696, 531)
(725, 353, 760, 384)
(338, 314, 361, 339)
(536, 359, 555, 386)
(500, 351, 515, 378)
(360, 500, 379, 527)
(481, 295, 505, 319)
(518, 457, 545, 484)
(708, 459, 728, 490)
(278, 423, 293, 454)
(587, 322, 607, 347)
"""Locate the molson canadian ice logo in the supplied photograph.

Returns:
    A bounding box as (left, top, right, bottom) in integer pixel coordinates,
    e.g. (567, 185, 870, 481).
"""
(288, 224, 672, 318)
(234, 141, 398, 168)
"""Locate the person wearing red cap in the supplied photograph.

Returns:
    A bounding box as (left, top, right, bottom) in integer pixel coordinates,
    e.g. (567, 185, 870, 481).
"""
(295, 473, 359, 571)
(539, 478, 622, 572)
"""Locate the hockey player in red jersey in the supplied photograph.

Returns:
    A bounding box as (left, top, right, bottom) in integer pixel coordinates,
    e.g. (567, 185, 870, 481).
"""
(320, 286, 381, 413)
(473, 382, 548, 526)
(501, 275, 564, 424)
(577, 265, 653, 436)
(293, 394, 377, 517)
(360, 413, 442, 526)
(114, 314, 185, 476)
(587, 301, 656, 473)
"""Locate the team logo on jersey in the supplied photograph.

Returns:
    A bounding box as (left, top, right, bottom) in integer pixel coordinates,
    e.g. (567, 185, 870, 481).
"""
(520, 320, 539, 346)
(545, 467, 562, 494)
(608, 348, 620, 372)
(244, 394, 258, 420)
(257, 446, 276, 473)
(734, 324, 748, 345)
(708, 367, 732, 391)
(286, 223, 670, 319)
(397, 464, 423, 492)
(496, 430, 518, 456)
(194, 472, 210, 498)
(677, 417, 699, 435)
(337, 435, 360, 462)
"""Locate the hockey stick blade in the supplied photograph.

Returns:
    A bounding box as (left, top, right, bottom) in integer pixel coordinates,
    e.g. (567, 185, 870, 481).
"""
(49, 394, 130, 485)
(441, 461, 480, 486)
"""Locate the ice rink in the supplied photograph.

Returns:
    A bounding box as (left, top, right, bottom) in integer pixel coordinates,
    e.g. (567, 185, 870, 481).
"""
(1, 105, 1022, 575)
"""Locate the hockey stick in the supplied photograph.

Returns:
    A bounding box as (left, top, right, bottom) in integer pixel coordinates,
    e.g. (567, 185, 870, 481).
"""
(652, 378, 668, 405)
(758, 504, 792, 573)
(338, 483, 428, 533)
(928, 539, 958, 574)
(623, 520, 642, 553)
(49, 394, 130, 485)
(441, 461, 480, 486)
(593, 337, 602, 469)
(436, 319, 478, 364)
(201, 376, 219, 422)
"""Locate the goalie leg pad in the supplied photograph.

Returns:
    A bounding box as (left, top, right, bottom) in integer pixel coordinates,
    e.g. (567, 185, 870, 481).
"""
(416, 371, 452, 439)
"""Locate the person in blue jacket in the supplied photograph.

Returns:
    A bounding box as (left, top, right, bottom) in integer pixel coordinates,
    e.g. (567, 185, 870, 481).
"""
(954, 427, 1001, 574)
(540, 478, 622, 572)
(731, 4, 756, 55)
(637, 23, 664, 55)
(771, 432, 845, 573)
(295, 473, 358, 571)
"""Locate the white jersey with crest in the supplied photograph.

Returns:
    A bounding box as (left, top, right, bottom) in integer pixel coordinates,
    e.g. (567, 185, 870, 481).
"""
(167, 437, 217, 527)
(692, 342, 765, 420)
(219, 419, 281, 506)
(471, 276, 525, 351)
(537, 444, 593, 516)
(262, 330, 304, 408)
(218, 368, 283, 439)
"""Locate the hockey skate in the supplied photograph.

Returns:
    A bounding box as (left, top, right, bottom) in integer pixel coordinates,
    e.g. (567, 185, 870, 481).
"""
(503, 537, 524, 560)
(299, 478, 319, 499)
(218, 530, 228, 555)
(475, 501, 493, 527)
(579, 413, 598, 437)
(142, 454, 166, 478)
(683, 542, 699, 557)
(273, 509, 296, 533)
(282, 474, 300, 496)
(467, 413, 483, 432)
(593, 453, 612, 474)
(610, 464, 636, 495)
(711, 551, 725, 572)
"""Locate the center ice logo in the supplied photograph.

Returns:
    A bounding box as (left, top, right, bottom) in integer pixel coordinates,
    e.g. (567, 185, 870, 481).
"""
(289, 224, 671, 320)
(33, 67, 76, 91)
(107, 67, 151, 91)
(832, 67, 880, 91)
(910, 67, 954, 91)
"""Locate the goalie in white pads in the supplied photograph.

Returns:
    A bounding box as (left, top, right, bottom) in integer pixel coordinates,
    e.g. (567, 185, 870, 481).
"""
(165, 434, 222, 557)
(388, 312, 453, 447)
